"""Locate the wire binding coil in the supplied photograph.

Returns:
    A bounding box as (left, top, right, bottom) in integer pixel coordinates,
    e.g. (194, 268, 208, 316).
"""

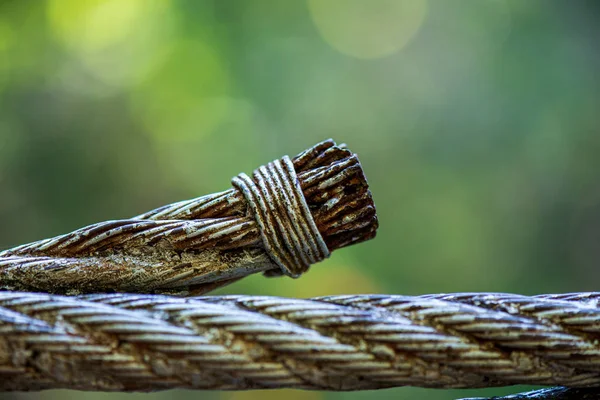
(232, 155, 329, 277)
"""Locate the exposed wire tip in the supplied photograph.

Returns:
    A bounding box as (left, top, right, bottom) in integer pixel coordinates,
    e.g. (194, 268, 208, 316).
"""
(294, 140, 378, 252)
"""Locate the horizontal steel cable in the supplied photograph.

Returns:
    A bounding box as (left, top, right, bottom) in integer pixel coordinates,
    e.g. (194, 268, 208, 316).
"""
(0, 140, 378, 295)
(2, 292, 600, 391)
(461, 387, 600, 400)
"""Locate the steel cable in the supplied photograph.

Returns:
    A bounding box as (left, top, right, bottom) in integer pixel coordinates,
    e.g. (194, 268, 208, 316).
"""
(1, 292, 600, 391)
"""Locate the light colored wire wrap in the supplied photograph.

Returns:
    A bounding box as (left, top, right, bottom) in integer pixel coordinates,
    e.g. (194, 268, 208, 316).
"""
(2, 292, 600, 392)
(232, 155, 329, 277)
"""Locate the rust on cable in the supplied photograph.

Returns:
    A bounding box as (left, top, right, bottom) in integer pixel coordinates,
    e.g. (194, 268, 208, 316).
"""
(0, 139, 378, 295)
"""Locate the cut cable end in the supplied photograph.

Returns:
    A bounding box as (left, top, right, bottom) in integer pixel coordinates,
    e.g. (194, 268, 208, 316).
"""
(295, 141, 379, 253)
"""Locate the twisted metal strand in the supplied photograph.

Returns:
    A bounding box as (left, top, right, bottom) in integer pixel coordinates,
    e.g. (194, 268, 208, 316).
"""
(0, 140, 378, 295)
(461, 387, 600, 400)
(3, 292, 600, 391)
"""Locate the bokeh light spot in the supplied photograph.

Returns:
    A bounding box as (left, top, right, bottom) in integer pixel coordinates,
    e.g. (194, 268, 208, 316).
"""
(0, 19, 13, 91)
(47, 0, 174, 89)
(222, 389, 321, 400)
(131, 39, 231, 141)
(308, 0, 428, 59)
(48, 0, 148, 51)
(0, 19, 13, 52)
(129, 38, 238, 193)
(291, 262, 381, 296)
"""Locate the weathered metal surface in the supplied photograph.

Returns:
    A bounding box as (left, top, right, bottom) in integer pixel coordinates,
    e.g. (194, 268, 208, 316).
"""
(1, 293, 600, 391)
(462, 387, 600, 400)
(0, 139, 378, 295)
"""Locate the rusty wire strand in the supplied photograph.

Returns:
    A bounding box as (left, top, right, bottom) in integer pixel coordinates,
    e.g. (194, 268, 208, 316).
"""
(0, 140, 378, 295)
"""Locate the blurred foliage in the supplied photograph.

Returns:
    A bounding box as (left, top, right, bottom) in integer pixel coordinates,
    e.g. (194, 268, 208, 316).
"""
(2, 1, 600, 399)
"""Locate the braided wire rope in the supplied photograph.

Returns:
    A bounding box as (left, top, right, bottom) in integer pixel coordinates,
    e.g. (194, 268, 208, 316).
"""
(2, 292, 600, 392)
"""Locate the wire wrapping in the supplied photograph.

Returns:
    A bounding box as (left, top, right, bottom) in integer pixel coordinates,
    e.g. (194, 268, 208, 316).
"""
(232, 155, 330, 277)
(2, 292, 600, 391)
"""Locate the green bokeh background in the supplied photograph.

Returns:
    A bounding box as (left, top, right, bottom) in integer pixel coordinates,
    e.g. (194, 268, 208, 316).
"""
(2, 1, 600, 399)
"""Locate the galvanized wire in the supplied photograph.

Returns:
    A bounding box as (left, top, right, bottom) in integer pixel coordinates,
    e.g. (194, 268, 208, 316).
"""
(2, 292, 600, 392)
